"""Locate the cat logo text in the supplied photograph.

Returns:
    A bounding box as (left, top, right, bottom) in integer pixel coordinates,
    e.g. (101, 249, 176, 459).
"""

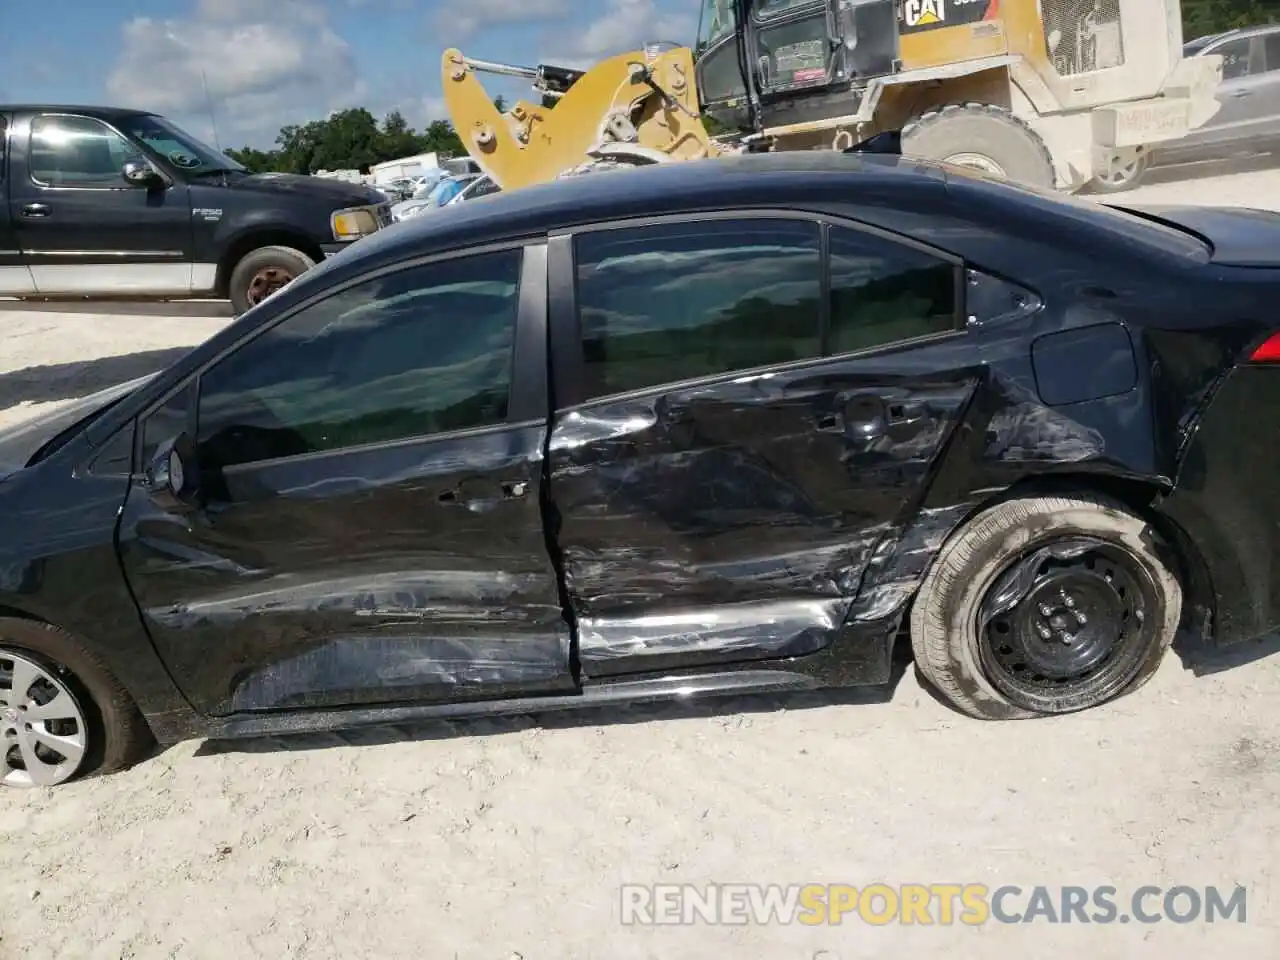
(904, 0, 945, 26)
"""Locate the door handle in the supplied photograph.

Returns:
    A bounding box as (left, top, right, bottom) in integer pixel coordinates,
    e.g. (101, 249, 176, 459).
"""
(1229, 88, 1253, 97)
(844, 415, 887, 444)
(21, 203, 50, 218)
(437, 478, 529, 505)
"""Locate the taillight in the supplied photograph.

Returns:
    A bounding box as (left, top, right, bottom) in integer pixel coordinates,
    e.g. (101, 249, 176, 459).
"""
(1250, 332, 1280, 363)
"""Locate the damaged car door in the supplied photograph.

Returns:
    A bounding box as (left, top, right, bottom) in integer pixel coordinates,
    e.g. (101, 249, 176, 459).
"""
(546, 213, 979, 678)
(116, 243, 574, 716)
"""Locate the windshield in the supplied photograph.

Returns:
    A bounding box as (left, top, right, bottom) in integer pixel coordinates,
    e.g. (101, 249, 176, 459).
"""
(412, 171, 447, 199)
(1183, 33, 1223, 55)
(696, 0, 737, 52)
(117, 114, 247, 175)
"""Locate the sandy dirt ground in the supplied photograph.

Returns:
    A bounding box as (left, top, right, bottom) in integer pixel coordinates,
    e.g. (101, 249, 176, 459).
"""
(1, 160, 1279, 960)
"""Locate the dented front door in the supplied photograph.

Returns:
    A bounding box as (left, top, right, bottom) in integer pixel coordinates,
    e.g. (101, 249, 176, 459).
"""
(117, 244, 573, 716)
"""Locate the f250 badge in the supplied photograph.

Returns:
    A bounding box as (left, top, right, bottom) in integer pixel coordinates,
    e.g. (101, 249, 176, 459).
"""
(192, 207, 223, 222)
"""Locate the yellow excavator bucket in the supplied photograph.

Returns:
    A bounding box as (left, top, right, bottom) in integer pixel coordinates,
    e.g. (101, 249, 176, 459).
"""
(440, 45, 725, 191)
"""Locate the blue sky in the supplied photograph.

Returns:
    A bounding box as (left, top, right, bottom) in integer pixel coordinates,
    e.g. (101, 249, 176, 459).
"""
(0, 0, 700, 148)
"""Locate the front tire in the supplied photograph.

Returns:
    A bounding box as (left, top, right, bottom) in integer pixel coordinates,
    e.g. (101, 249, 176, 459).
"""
(902, 102, 1057, 190)
(909, 494, 1182, 720)
(1, 619, 152, 788)
(228, 245, 316, 316)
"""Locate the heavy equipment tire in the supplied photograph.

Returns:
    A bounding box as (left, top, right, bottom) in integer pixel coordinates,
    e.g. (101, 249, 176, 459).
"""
(1086, 151, 1152, 194)
(909, 494, 1182, 721)
(1, 618, 154, 788)
(228, 245, 316, 316)
(902, 102, 1056, 190)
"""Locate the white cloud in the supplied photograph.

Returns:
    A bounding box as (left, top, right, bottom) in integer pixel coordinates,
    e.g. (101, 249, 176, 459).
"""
(444, 0, 570, 42)
(548, 0, 698, 67)
(106, 0, 367, 146)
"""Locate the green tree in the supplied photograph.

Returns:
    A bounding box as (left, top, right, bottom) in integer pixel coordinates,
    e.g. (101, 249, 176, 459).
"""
(216, 93, 517, 175)
(377, 109, 423, 162)
(1183, 0, 1278, 37)
(224, 145, 281, 173)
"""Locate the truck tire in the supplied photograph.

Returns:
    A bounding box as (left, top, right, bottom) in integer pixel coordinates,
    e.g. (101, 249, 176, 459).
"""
(228, 245, 316, 316)
(909, 494, 1181, 721)
(901, 102, 1056, 191)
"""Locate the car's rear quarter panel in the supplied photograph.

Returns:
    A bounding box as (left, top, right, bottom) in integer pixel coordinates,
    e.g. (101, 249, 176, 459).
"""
(809, 182, 1280, 653)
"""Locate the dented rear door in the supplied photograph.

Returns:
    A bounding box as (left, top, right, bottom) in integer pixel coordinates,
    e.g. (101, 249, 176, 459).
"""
(546, 214, 979, 678)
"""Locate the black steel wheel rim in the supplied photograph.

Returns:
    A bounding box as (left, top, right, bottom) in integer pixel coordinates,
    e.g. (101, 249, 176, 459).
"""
(976, 536, 1159, 710)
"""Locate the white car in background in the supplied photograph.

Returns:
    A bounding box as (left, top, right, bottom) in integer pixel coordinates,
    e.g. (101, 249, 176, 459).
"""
(390, 172, 498, 221)
(1149, 24, 1280, 169)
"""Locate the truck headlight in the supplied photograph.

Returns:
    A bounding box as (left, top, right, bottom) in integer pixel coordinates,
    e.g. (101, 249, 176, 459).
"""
(330, 207, 379, 241)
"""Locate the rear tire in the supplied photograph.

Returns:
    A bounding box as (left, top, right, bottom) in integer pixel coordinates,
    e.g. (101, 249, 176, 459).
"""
(909, 495, 1181, 720)
(902, 102, 1057, 190)
(228, 245, 316, 316)
(1086, 151, 1152, 194)
(1, 618, 153, 788)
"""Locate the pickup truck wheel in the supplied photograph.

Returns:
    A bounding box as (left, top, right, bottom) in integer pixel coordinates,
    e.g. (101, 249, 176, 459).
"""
(1, 619, 153, 788)
(909, 495, 1182, 721)
(228, 245, 316, 315)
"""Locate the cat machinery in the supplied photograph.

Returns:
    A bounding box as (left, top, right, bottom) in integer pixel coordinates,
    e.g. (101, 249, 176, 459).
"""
(441, 0, 1223, 194)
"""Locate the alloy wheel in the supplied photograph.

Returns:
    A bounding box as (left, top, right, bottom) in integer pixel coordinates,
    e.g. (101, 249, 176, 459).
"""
(1, 649, 89, 788)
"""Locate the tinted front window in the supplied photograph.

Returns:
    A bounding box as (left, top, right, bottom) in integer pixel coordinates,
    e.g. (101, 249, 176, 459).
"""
(195, 250, 522, 470)
(828, 227, 958, 354)
(574, 219, 822, 400)
(29, 115, 134, 187)
(1215, 37, 1252, 80)
(116, 114, 246, 175)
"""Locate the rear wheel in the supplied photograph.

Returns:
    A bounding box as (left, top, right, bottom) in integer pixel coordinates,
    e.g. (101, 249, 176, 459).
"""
(0, 619, 152, 788)
(902, 102, 1057, 190)
(1087, 151, 1152, 194)
(227, 245, 316, 316)
(909, 495, 1182, 720)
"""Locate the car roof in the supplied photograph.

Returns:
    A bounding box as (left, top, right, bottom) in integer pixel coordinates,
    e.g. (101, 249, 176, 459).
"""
(0, 104, 155, 119)
(334, 151, 949, 270)
(1192, 23, 1280, 46)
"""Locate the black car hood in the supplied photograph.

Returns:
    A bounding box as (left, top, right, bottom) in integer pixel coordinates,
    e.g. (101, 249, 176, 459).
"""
(230, 172, 385, 206)
(0, 375, 154, 481)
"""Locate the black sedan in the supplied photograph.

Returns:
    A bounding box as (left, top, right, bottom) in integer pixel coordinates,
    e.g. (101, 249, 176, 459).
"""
(2, 150, 1279, 788)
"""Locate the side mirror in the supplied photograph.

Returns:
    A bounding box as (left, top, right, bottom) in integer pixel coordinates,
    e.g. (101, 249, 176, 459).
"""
(123, 158, 163, 187)
(147, 432, 201, 506)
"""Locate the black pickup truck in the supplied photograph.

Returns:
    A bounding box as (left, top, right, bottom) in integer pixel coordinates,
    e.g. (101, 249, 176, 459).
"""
(0, 105, 391, 314)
